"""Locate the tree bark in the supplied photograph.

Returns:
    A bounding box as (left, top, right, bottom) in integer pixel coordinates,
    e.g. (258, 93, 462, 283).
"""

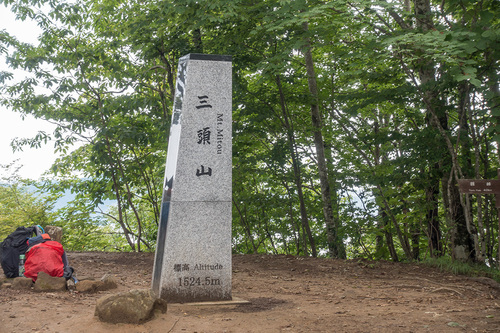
(303, 22, 345, 258)
(381, 208, 399, 261)
(276, 75, 317, 256)
(426, 178, 442, 257)
(413, 0, 475, 261)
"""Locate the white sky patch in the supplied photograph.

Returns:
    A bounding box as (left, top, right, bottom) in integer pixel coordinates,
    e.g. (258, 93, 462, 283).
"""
(0, 5, 59, 180)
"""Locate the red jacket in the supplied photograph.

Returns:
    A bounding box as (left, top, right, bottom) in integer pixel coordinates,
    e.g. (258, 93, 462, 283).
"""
(24, 241, 65, 281)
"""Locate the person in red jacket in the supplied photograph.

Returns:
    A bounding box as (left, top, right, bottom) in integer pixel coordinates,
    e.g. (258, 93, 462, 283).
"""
(24, 233, 74, 282)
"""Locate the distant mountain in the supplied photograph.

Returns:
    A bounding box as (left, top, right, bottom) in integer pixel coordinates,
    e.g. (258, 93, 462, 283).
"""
(24, 184, 115, 211)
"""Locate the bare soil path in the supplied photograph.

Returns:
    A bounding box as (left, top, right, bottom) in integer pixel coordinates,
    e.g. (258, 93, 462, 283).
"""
(1, 252, 500, 332)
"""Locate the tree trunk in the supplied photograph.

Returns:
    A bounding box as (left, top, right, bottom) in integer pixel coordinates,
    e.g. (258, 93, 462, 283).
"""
(411, 218, 421, 260)
(381, 208, 399, 261)
(303, 22, 345, 258)
(413, 0, 475, 261)
(426, 173, 442, 257)
(276, 75, 317, 257)
(96, 100, 135, 251)
(444, 175, 476, 261)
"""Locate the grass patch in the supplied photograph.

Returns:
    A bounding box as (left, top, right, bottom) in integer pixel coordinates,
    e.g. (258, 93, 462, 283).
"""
(422, 256, 500, 283)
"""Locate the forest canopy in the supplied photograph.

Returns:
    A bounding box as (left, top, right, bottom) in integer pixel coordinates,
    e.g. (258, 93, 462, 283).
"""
(0, 0, 499, 266)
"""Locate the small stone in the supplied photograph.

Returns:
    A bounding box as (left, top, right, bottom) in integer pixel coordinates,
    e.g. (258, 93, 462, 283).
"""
(66, 279, 76, 292)
(100, 274, 118, 291)
(34, 272, 67, 292)
(75, 280, 103, 293)
(12, 277, 34, 290)
(154, 298, 168, 314)
(95, 289, 166, 324)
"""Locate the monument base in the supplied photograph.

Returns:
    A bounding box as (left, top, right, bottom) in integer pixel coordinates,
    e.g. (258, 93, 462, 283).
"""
(168, 296, 250, 306)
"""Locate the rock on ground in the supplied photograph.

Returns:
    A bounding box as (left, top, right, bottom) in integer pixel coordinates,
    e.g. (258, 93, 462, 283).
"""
(76, 280, 102, 293)
(95, 289, 167, 324)
(12, 277, 33, 290)
(100, 274, 118, 290)
(75, 274, 118, 293)
(34, 271, 67, 292)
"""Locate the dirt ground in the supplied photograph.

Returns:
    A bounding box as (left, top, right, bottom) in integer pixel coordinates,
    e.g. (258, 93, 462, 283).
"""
(1, 252, 500, 333)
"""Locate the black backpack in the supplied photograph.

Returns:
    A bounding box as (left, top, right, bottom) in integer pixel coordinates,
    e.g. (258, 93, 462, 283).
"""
(0, 226, 38, 278)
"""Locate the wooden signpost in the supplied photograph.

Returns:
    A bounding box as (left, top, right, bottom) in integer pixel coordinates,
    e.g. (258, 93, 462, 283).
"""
(457, 169, 500, 267)
(458, 179, 500, 202)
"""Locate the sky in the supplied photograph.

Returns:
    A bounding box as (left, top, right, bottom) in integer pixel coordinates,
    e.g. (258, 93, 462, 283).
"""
(0, 5, 59, 180)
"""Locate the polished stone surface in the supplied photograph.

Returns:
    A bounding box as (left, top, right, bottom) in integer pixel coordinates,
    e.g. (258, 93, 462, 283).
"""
(152, 54, 232, 302)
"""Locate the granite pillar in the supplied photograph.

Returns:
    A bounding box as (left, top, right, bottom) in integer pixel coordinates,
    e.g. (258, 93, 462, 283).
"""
(152, 54, 232, 302)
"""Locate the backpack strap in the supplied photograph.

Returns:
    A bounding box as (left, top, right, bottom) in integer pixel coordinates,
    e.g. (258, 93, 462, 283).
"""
(35, 225, 45, 236)
(27, 234, 51, 248)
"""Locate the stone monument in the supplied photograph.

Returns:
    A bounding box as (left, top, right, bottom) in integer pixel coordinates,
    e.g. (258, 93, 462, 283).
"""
(152, 54, 232, 302)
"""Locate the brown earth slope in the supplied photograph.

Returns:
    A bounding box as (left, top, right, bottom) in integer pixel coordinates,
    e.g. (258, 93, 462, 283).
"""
(1, 252, 500, 332)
